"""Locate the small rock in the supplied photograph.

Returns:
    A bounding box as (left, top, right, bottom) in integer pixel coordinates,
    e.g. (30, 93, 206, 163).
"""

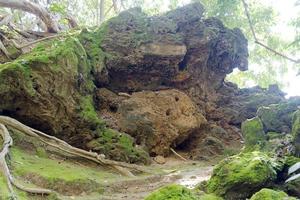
(154, 155, 166, 164)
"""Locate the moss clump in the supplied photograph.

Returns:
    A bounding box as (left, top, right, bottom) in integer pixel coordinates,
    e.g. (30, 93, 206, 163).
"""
(87, 128, 150, 164)
(205, 151, 282, 199)
(250, 188, 296, 200)
(36, 146, 48, 158)
(78, 23, 110, 73)
(292, 110, 300, 156)
(144, 184, 199, 200)
(241, 117, 266, 149)
(79, 95, 104, 128)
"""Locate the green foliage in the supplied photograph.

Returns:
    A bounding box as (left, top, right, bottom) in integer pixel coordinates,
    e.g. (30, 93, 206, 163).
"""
(144, 184, 199, 200)
(250, 188, 296, 200)
(49, 3, 67, 15)
(205, 151, 282, 199)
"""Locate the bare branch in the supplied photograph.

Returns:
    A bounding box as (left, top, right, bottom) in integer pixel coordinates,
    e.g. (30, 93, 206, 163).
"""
(242, 0, 300, 64)
(0, 0, 59, 33)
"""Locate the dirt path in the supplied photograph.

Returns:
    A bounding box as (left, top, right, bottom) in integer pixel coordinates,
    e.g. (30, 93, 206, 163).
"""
(82, 157, 214, 200)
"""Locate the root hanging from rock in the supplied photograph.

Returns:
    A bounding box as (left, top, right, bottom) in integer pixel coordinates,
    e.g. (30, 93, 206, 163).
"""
(0, 124, 54, 199)
(0, 116, 151, 176)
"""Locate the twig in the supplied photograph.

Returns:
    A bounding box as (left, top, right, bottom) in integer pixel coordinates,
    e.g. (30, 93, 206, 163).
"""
(170, 148, 187, 161)
(241, 0, 300, 64)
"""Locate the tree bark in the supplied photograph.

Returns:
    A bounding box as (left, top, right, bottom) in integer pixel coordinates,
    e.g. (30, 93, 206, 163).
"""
(99, 0, 105, 24)
(0, 0, 59, 33)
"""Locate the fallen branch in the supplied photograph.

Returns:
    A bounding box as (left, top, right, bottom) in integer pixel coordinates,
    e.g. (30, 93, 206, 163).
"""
(242, 0, 300, 64)
(170, 148, 188, 161)
(0, 124, 54, 199)
(0, 116, 151, 176)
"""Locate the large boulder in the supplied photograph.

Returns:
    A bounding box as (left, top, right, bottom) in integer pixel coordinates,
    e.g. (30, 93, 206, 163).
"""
(250, 188, 296, 200)
(205, 151, 282, 199)
(0, 36, 149, 164)
(118, 89, 206, 155)
(144, 184, 222, 200)
(257, 98, 300, 134)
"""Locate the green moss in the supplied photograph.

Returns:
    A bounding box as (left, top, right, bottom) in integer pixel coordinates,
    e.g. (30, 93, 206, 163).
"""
(0, 173, 28, 200)
(79, 95, 103, 127)
(284, 156, 300, 167)
(205, 151, 282, 199)
(250, 188, 296, 200)
(36, 147, 48, 158)
(241, 117, 266, 150)
(11, 147, 118, 182)
(0, 62, 35, 98)
(198, 193, 223, 200)
(292, 110, 300, 156)
(87, 128, 150, 164)
(266, 132, 283, 140)
(144, 184, 199, 200)
(78, 23, 110, 73)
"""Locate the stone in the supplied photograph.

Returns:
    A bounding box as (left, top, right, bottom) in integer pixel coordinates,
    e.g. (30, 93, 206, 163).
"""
(292, 110, 300, 156)
(241, 117, 266, 149)
(118, 89, 206, 155)
(153, 155, 166, 164)
(250, 188, 296, 200)
(257, 97, 300, 133)
(205, 151, 282, 199)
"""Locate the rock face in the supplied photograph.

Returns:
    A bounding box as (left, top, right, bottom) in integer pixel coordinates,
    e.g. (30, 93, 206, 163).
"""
(0, 2, 291, 161)
(118, 89, 206, 155)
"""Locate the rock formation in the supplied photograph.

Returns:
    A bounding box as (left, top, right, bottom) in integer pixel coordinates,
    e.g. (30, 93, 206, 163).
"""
(0, 2, 293, 162)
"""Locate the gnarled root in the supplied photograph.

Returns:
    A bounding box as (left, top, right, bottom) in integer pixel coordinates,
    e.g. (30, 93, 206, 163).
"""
(0, 116, 151, 176)
(0, 124, 54, 199)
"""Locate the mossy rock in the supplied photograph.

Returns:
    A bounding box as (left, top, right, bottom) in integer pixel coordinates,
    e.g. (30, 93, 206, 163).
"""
(257, 98, 300, 134)
(241, 117, 266, 149)
(205, 151, 282, 199)
(87, 128, 150, 164)
(292, 110, 300, 156)
(250, 188, 296, 200)
(144, 184, 199, 200)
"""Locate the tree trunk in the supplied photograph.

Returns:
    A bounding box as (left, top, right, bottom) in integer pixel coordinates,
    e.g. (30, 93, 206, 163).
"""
(0, 0, 59, 33)
(99, 0, 105, 24)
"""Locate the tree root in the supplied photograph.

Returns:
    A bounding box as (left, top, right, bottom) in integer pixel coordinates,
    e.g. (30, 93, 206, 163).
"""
(0, 116, 151, 176)
(170, 148, 188, 161)
(0, 124, 54, 199)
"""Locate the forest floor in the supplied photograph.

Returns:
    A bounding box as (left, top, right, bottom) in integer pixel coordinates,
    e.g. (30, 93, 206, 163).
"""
(0, 130, 216, 200)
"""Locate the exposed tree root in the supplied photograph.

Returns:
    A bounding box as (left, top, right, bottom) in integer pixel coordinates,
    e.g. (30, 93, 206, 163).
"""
(0, 124, 54, 199)
(0, 116, 151, 176)
(170, 148, 188, 161)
